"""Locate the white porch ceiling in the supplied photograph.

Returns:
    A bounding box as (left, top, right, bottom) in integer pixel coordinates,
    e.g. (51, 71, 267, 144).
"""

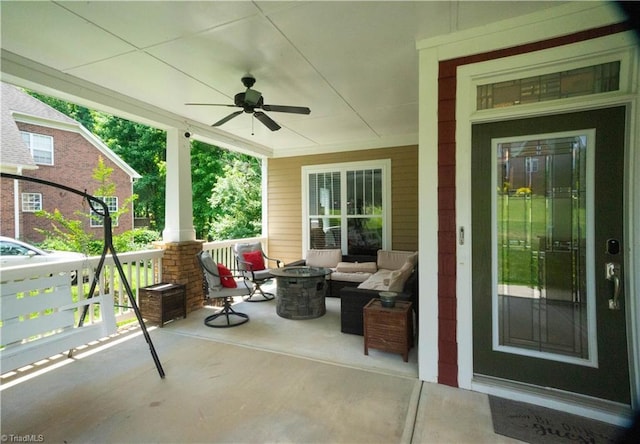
(0, 1, 568, 158)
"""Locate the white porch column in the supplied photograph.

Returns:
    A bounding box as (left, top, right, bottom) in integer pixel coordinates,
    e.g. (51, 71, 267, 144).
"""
(162, 128, 195, 242)
(417, 46, 440, 383)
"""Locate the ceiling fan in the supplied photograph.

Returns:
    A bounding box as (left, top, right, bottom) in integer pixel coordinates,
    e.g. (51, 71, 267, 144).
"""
(185, 75, 311, 131)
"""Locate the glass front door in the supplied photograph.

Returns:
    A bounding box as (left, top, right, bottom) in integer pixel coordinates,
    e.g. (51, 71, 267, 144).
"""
(472, 107, 631, 404)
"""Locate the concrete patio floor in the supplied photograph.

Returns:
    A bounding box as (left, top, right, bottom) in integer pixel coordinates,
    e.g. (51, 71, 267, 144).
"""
(1, 288, 522, 443)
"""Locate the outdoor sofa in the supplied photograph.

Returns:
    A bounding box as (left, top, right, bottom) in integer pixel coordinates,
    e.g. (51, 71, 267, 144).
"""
(289, 249, 418, 335)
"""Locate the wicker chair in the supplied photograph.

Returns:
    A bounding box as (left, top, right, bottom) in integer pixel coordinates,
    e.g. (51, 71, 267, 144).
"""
(197, 251, 251, 328)
(233, 242, 282, 302)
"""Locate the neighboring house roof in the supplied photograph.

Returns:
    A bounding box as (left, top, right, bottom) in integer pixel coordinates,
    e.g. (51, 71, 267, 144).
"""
(0, 82, 141, 180)
(1, 83, 38, 172)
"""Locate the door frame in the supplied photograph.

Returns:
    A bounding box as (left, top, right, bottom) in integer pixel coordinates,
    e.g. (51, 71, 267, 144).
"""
(455, 34, 639, 423)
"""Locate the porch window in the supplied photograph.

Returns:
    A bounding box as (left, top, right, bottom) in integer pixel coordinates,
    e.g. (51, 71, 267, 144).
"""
(21, 192, 42, 212)
(90, 196, 119, 227)
(21, 131, 54, 165)
(303, 160, 390, 256)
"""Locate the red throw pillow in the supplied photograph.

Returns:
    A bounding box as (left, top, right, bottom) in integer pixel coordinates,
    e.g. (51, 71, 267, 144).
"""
(242, 250, 265, 271)
(217, 263, 237, 288)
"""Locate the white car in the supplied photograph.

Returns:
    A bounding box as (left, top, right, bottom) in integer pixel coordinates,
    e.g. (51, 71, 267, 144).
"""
(0, 236, 84, 282)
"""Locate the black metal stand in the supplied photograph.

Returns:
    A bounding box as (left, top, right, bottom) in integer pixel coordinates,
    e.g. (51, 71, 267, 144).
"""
(1, 173, 165, 379)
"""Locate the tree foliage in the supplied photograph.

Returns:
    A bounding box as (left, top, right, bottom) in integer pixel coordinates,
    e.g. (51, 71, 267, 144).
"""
(36, 158, 150, 254)
(27, 91, 97, 132)
(93, 114, 167, 230)
(208, 158, 262, 240)
(25, 89, 263, 241)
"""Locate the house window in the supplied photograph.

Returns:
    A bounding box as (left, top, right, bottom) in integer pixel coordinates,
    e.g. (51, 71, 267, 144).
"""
(21, 193, 42, 212)
(90, 196, 119, 227)
(21, 131, 54, 165)
(303, 160, 390, 256)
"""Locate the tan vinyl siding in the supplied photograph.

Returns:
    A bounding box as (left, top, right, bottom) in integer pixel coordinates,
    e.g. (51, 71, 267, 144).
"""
(267, 145, 418, 264)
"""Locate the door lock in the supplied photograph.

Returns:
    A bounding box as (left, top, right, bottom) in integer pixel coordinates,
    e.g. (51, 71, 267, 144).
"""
(605, 262, 621, 310)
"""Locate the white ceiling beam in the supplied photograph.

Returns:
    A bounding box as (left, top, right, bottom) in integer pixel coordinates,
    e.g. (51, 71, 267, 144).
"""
(0, 49, 273, 158)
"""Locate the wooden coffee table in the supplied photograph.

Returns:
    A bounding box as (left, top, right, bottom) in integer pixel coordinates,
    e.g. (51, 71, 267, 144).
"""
(363, 299, 413, 362)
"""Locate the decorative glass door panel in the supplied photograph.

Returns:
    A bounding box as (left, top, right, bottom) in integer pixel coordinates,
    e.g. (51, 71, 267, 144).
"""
(494, 132, 594, 364)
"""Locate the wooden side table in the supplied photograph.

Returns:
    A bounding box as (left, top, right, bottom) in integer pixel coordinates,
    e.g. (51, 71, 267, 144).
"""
(363, 299, 413, 362)
(139, 283, 187, 327)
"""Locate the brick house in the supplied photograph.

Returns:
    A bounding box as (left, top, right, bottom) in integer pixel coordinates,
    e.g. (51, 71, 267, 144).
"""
(0, 83, 140, 244)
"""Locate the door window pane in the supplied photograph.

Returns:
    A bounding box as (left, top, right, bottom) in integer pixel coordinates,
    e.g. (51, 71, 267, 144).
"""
(477, 61, 620, 110)
(495, 133, 593, 361)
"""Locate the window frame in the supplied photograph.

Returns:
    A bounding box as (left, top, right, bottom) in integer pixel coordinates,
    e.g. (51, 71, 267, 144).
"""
(301, 159, 391, 255)
(21, 192, 43, 212)
(20, 131, 54, 165)
(90, 196, 119, 227)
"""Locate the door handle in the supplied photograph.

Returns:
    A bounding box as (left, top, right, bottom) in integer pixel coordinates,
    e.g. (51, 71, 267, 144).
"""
(605, 262, 621, 310)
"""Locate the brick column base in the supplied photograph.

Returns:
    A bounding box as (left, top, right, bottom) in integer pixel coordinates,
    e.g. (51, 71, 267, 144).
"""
(153, 239, 204, 314)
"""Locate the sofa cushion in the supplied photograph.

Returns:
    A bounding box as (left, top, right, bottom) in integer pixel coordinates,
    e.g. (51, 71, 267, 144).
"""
(306, 249, 342, 268)
(357, 269, 393, 291)
(377, 250, 417, 270)
(387, 261, 414, 292)
(335, 261, 377, 274)
(330, 271, 372, 283)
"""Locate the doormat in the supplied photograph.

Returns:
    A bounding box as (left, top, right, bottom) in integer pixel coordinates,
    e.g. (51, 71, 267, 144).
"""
(489, 396, 626, 444)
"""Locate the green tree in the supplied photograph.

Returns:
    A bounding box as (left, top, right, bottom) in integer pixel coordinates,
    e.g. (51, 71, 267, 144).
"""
(94, 114, 167, 231)
(90, 156, 137, 227)
(191, 141, 239, 239)
(36, 157, 142, 254)
(208, 158, 262, 240)
(27, 91, 97, 132)
(25, 89, 264, 239)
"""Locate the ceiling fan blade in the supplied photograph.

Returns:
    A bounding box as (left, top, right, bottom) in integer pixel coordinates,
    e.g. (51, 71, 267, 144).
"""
(212, 110, 243, 127)
(262, 104, 311, 114)
(254, 111, 281, 131)
(186, 103, 239, 107)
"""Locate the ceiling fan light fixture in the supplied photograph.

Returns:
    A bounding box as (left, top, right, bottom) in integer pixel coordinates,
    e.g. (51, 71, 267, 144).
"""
(244, 89, 262, 106)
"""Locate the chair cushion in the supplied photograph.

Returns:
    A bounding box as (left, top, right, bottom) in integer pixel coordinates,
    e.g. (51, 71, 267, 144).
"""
(242, 250, 265, 271)
(306, 249, 342, 268)
(200, 252, 221, 288)
(217, 263, 237, 288)
(251, 269, 273, 280)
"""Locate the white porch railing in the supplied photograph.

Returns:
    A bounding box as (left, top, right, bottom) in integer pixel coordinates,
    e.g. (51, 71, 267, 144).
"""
(0, 249, 164, 324)
(0, 249, 163, 372)
(201, 236, 267, 270)
(0, 239, 273, 373)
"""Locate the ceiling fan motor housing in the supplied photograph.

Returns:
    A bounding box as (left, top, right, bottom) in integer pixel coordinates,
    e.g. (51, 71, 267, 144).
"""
(241, 75, 256, 88)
